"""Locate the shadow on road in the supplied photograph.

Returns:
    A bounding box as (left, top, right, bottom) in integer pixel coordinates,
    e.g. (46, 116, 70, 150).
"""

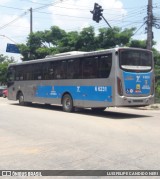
(76, 109, 151, 119)
(11, 102, 152, 120)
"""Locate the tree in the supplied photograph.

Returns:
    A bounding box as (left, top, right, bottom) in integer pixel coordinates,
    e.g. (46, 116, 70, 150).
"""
(17, 44, 30, 61)
(129, 39, 156, 49)
(58, 31, 79, 52)
(76, 26, 96, 51)
(50, 26, 66, 47)
(97, 27, 135, 49)
(148, 48, 160, 102)
(18, 26, 137, 61)
(129, 40, 147, 49)
(18, 26, 67, 61)
(0, 54, 15, 85)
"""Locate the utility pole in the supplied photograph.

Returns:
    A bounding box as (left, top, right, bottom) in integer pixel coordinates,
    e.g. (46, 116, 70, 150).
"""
(30, 8, 33, 34)
(29, 8, 33, 59)
(147, 0, 153, 50)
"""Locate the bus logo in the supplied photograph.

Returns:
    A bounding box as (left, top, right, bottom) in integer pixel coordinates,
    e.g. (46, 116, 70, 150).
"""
(77, 86, 80, 92)
(145, 80, 148, 85)
(130, 89, 133, 93)
(135, 84, 141, 93)
(136, 84, 140, 90)
(50, 86, 57, 96)
(136, 76, 141, 82)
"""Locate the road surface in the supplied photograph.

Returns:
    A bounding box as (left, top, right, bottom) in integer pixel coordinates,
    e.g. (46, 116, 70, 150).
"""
(0, 97, 160, 178)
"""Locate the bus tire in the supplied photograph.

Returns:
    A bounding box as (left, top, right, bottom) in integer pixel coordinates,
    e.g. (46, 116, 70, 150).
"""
(18, 92, 25, 106)
(91, 107, 106, 112)
(62, 94, 74, 112)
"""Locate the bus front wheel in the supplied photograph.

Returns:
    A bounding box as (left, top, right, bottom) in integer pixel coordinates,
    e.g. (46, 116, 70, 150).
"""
(18, 92, 25, 106)
(62, 94, 74, 112)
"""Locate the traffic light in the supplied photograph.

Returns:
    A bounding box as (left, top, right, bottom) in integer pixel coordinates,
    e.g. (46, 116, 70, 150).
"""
(90, 3, 103, 23)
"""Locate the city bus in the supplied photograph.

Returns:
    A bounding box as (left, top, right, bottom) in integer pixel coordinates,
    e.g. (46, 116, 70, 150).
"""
(7, 47, 155, 112)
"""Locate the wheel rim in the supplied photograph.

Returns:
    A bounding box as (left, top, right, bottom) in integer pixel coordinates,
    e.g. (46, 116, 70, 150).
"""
(62, 94, 74, 112)
(65, 98, 71, 109)
(19, 94, 24, 104)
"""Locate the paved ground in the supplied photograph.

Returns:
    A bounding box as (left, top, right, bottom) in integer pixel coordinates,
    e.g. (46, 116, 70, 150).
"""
(0, 97, 160, 178)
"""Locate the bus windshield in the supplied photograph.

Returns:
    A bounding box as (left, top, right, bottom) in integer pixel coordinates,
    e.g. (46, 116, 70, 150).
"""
(119, 49, 152, 72)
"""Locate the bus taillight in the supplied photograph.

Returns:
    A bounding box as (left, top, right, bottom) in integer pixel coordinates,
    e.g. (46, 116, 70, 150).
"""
(117, 77, 123, 96)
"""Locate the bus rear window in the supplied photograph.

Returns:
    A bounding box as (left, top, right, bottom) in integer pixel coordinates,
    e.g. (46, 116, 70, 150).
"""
(119, 50, 152, 72)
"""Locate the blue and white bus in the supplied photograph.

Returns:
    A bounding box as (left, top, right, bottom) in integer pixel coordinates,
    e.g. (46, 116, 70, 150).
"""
(7, 47, 155, 112)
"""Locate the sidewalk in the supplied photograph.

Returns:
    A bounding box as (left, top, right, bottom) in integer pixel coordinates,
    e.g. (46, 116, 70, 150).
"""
(138, 103, 160, 110)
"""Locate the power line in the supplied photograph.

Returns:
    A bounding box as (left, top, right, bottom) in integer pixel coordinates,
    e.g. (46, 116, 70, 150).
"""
(33, 0, 68, 11)
(19, 0, 54, 5)
(0, 2, 147, 21)
(0, 4, 25, 10)
(0, 10, 29, 31)
(0, 0, 157, 43)
(133, 21, 147, 36)
(18, 0, 48, 6)
(0, 0, 68, 32)
(33, 6, 147, 22)
(0, 34, 17, 43)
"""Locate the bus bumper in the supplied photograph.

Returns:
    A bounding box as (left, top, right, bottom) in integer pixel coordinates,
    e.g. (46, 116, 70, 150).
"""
(116, 95, 155, 107)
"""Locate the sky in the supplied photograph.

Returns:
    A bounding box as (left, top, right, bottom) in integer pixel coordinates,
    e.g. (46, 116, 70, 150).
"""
(0, 0, 160, 61)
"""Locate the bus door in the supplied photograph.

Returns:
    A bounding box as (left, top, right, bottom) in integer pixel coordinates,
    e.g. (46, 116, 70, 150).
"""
(7, 66, 16, 100)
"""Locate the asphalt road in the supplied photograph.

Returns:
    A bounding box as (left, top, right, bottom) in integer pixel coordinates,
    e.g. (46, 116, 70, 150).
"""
(0, 97, 160, 178)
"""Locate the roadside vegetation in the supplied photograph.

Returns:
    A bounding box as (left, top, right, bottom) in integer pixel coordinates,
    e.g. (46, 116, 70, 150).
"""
(0, 54, 15, 85)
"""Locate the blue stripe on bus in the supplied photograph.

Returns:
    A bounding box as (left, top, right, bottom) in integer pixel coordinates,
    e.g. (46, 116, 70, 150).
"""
(35, 85, 112, 102)
(123, 71, 151, 95)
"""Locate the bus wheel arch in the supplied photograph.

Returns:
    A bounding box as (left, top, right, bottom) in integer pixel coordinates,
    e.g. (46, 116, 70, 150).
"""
(61, 92, 74, 112)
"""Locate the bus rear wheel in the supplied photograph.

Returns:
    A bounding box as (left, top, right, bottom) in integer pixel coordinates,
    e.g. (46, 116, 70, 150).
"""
(62, 94, 74, 112)
(91, 107, 106, 112)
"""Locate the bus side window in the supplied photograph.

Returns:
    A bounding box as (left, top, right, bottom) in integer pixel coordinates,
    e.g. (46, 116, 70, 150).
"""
(33, 63, 42, 80)
(48, 61, 64, 79)
(52, 61, 67, 79)
(67, 59, 81, 79)
(25, 64, 33, 80)
(7, 67, 15, 82)
(82, 57, 98, 79)
(60, 61, 67, 79)
(48, 61, 54, 79)
(98, 54, 112, 78)
(42, 62, 50, 80)
(15, 65, 25, 81)
(15, 66, 19, 81)
(49, 61, 59, 79)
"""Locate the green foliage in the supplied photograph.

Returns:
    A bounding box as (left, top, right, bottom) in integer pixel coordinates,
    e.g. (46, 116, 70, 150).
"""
(97, 27, 136, 49)
(59, 31, 79, 52)
(18, 25, 137, 61)
(152, 48, 160, 102)
(77, 26, 96, 51)
(17, 44, 30, 61)
(0, 54, 15, 85)
(129, 40, 147, 49)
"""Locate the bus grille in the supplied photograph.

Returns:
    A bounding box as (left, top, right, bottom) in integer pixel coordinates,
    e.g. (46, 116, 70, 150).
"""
(133, 100, 143, 103)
